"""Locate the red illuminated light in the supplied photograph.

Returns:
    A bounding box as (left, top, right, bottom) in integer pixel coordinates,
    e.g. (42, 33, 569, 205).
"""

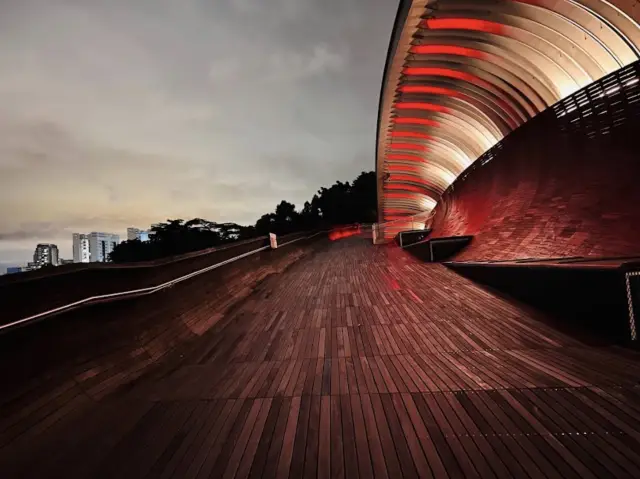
(403, 67, 492, 90)
(391, 131, 432, 140)
(387, 153, 426, 163)
(387, 164, 421, 173)
(410, 45, 487, 60)
(389, 143, 428, 152)
(421, 18, 506, 36)
(396, 102, 451, 113)
(394, 117, 440, 127)
(329, 225, 361, 241)
(399, 85, 463, 98)
(388, 174, 434, 186)
(398, 84, 520, 130)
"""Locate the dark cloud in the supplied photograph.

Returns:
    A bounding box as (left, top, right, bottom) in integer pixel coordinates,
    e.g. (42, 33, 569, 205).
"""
(0, 0, 396, 264)
(0, 222, 65, 241)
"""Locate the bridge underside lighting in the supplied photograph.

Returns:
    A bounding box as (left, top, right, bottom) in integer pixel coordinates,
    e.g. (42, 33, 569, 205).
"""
(377, 0, 640, 221)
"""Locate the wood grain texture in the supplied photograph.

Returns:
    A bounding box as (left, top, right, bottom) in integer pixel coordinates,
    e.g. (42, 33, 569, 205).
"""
(1, 238, 640, 478)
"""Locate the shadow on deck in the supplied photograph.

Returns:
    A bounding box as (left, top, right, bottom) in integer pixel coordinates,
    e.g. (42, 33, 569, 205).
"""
(1, 237, 640, 478)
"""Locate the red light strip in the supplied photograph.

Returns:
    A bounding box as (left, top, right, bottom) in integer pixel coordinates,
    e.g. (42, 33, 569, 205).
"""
(388, 174, 435, 186)
(410, 45, 487, 59)
(391, 131, 432, 140)
(329, 226, 361, 241)
(387, 153, 426, 163)
(387, 164, 422, 173)
(397, 84, 520, 129)
(403, 67, 493, 91)
(389, 143, 428, 152)
(394, 117, 440, 127)
(399, 85, 463, 98)
(396, 102, 451, 113)
(421, 18, 506, 36)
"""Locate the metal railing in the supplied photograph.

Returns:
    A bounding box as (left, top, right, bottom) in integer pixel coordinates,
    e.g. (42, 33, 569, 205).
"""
(0, 231, 324, 334)
(372, 211, 435, 244)
(625, 271, 639, 341)
(0, 234, 285, 286)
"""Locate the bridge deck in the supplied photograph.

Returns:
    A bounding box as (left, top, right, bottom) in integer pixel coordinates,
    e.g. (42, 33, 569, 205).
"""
(2, 238, 640, 478)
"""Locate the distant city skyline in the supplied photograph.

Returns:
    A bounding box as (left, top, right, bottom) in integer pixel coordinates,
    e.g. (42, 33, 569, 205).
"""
(2, 228, 128, 273)
(1, 220, 166, 271)
(0, 0, 395, 269)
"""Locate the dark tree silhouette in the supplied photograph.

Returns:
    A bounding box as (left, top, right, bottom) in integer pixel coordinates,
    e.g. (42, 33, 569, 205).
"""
(110, 170, 377, 263)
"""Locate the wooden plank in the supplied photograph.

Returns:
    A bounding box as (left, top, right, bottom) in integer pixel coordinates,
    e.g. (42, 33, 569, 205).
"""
(4, 238, 640, 479)
(194, 398, 252, 479)
(230, 398, 273, 479)
(348, 393, 374, 479)
(303, 395, 321, 479)
(289, 395, 311, 478)
(318, 396, 332, 479)
(248, 397, 284, 479)
(379, 393, 419, 478)
(274, 396, 301, 479)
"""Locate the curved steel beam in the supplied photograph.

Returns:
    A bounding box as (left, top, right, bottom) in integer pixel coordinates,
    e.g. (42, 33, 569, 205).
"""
(377, 0, 640, 223)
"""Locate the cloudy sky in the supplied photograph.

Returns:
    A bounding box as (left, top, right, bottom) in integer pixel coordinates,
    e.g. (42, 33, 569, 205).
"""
(0, 0, 395, 270)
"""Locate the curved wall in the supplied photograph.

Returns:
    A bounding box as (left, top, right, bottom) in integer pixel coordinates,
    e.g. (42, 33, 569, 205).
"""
(376, 0, 640, 226)
(430, 61, 640, 261)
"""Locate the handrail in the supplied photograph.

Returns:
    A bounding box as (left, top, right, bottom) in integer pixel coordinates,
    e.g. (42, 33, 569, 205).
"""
(372, 211, 435, 244)
(0, 231, 324, 334)
(625, 271, 639, 341)
(0, 234, 279, 286)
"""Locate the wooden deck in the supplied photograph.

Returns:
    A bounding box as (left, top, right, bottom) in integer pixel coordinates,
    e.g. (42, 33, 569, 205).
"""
(2, 237, 640, 478)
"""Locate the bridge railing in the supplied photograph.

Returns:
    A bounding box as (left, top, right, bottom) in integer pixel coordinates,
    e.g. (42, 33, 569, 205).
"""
(0, 231, 324, 333)
(372, 211, 435, 244)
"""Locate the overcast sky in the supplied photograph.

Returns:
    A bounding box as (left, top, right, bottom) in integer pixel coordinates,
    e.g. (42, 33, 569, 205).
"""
(0, 0, 395, 269)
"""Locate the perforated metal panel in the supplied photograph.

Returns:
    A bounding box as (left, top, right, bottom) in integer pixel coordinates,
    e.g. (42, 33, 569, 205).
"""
(447, 61, 640, 192)
(552, 63, 640, 138)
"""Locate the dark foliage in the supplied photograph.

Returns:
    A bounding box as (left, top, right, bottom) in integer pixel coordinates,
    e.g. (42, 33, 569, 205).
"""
(110, 171, 376, 263)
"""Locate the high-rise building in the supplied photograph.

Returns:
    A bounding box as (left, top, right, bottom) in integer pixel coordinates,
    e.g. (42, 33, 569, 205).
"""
(72, 232, 120, 262)
(127, 227, 150, 242)
(72, 233, 91, 263)
(33, 244, 59, 268)
(88, 232, 120, 262)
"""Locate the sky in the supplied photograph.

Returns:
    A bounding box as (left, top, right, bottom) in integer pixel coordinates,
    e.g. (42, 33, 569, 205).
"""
(0, 0, 396, 270)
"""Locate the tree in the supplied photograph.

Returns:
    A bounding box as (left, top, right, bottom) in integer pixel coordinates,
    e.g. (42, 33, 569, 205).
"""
(273, 201, 299, 234)
(109, 170, 378, 263)
(110, 218, 251, 263)
(350, 171, 377, 223)
(255, 213, 276, 236)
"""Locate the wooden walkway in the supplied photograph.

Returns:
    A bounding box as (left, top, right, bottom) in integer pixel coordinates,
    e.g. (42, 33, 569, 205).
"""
(2, 238, 640, 478)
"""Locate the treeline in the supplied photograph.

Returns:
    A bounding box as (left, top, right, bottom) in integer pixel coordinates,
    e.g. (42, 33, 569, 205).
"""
(109, 171, 376, 263)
